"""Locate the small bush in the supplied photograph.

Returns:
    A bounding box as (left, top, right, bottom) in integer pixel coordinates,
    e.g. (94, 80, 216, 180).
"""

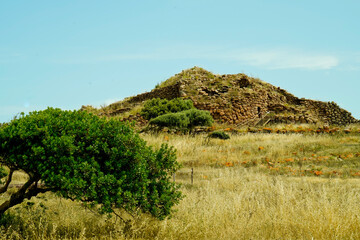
(186, 109, 214, 129)
(149, 111, 190, 129)
(149, 109, 213, 131)
(140, 98, 194, 120)
(208, 131, 230, 140)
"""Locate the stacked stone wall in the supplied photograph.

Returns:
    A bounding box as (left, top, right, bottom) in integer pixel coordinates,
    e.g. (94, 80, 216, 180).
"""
(113, 73, 358, 126)
(128, 82, 181, 103)
(303, 100, 358, 125)
(190, 90, 269, 125)
(189, 86, 358, 126)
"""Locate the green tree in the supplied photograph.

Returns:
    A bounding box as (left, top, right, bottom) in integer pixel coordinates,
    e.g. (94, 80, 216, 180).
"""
(140, 98, 194, 120)
(0, 108, 182, 219)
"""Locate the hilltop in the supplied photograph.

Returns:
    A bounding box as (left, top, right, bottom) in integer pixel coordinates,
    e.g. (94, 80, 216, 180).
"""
(86, 67, 359, 126)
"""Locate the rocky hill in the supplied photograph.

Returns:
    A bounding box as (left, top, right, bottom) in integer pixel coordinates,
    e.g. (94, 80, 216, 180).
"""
(95, 67, 358, 126)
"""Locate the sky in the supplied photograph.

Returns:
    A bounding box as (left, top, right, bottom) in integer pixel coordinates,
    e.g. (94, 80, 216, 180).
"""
(1, 0, 359, 123)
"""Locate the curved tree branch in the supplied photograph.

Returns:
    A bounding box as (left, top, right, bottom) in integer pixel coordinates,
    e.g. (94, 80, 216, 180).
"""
(24, 186, 54, 200)
(0, 175, 48, 216)
(0, 168, 14, 194)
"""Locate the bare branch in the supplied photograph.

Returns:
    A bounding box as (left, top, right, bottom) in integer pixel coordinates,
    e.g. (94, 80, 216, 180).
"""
(112, 209, 126, 222)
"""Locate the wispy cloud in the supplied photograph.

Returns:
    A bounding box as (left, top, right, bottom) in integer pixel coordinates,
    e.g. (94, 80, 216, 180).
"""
(0, 52, 26, 63)
(53, 45, 339, 70)
(335, 51, 360, 71)
(52, 53, 164, 64)
(229, 49, 339, 70)
(354, 52, 360, 65)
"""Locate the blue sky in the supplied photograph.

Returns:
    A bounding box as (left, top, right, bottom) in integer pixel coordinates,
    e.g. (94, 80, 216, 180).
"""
(1, 0, 359, 123)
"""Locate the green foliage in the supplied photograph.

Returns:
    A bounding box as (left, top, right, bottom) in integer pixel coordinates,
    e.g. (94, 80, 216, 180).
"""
(149, 112, 190, 129)
(208, 131, 230, 140)
(140, 98, 194, 120)
(185, 109, 214, 129)
(0, 212, 19, 229)
(0, 108, 182, 219)
(0, 167, 7, 184)
(149, 109, 213, 131)
(0, 125, 7, 184)
(0, 166, 7, 179)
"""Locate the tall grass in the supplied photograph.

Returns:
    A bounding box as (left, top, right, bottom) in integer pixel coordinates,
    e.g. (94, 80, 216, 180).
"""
(143, 132, 360, 172)
(1, 131, 360, 239)
(155, 168, 360, 239)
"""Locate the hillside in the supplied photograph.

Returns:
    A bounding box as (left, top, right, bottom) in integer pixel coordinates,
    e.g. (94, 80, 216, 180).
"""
(90, 67, 359, 126)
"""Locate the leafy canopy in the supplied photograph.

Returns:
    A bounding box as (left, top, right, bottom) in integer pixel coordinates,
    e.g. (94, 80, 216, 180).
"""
(140, 98, 194, 120)
(0, 108, 182, 219)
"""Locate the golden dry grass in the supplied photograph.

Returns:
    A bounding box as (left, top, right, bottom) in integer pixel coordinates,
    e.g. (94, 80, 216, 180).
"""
(143, 132, 360, 174)
(157, 168, 360, 239)
(1, 130, 360, 239)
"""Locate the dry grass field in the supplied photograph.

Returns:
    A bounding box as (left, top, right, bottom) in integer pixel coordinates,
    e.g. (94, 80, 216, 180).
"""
(1, 125, 360, 239)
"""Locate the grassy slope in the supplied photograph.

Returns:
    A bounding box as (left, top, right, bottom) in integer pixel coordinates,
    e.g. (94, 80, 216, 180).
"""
(1, 127, 360, 239)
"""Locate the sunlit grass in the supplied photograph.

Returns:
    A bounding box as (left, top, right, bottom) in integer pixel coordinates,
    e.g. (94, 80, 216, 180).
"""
(1, 129, 360, 239)
(142, 132, 360, 178)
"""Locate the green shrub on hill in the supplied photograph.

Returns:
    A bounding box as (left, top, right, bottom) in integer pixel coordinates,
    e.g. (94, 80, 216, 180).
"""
(0, 108, 182, 220)
(185, 109, 214, 129)
(149, 109, 213, 131)
(149, 111, 190, 129)
(140, 98, 194, 120)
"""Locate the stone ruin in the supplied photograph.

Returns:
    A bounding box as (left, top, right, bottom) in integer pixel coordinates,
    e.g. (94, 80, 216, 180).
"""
(107, 67, 359, 126)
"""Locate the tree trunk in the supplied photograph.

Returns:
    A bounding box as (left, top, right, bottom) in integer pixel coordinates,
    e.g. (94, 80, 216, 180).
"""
(0, 176, 40, 216)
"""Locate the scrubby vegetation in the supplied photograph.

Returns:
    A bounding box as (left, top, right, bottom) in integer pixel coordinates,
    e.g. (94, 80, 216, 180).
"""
(1, 125, 360, 239)
(148, 109, 214, 132)
(140, 98, 194, 120)
(139, 97, 214, 132)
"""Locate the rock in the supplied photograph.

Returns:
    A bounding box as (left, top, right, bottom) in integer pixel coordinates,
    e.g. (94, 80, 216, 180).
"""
(235, 76, 251, 88)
